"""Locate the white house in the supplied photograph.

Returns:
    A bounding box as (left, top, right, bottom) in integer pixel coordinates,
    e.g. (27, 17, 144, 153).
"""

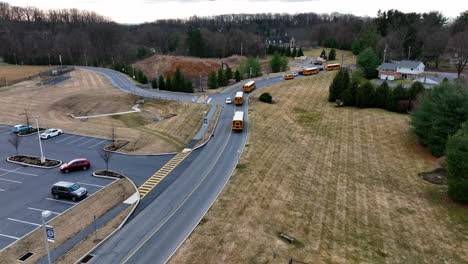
(378, 60, 425, 80)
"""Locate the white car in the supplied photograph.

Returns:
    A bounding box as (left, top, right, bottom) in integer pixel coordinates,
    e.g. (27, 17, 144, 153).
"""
(292, 72, 298, 76)
(225, 97, 232, 104)
(40, 128, 63, 139)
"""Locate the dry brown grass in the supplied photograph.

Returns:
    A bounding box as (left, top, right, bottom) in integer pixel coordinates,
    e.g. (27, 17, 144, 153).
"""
(0, 178, 134, 263)
(170, 72, 468, 264)
(0, 68, 208, 153)
(0, 65, 53, 83)
(303, 47, 356, 65)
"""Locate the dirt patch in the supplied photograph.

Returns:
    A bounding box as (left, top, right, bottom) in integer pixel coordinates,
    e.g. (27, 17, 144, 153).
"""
(104, 140, 130, 152)
(8, 155, 61, 167)
(418, 168, 447, 185)
(0, 178, 134, 263)
(94, 169, 124, 178)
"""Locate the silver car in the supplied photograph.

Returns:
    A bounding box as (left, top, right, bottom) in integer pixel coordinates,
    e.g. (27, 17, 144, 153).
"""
(40, 128, 63, 139)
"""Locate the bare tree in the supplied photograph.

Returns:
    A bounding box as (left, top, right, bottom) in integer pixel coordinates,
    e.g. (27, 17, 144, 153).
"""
(98, 148, 114, 171)
(23, 108, 31, 126)
(449, 31, 468, 78)
(8, 133, 22, 156)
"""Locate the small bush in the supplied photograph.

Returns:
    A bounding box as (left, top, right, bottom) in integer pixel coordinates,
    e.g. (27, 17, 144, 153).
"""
(259, 93, 273, 103)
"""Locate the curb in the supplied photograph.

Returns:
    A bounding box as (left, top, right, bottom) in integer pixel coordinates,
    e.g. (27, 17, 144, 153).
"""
(6, 156, 63, 168)
(74, 175, 140, 264)
(193, 105, 222, 150)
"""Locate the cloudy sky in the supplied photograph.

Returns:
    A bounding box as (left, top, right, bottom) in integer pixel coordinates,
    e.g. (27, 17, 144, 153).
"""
(7, 0, 467, 24)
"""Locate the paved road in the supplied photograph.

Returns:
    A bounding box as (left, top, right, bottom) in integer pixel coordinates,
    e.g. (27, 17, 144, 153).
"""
(87, 68, 287, 263)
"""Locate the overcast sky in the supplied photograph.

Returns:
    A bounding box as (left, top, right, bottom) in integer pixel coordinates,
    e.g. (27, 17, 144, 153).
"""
(7, 0, 468, 24)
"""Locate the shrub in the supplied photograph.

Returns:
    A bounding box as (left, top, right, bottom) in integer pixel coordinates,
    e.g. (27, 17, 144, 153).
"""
(342, 79, 358, 106)
(357, 47, 379, 79)
(259, 93, 273, 103)
(356, 81, 375, 108)
(410, 82, 468, 157)
(446, 121, 468, 203)
(328, 69, 350, 102)
(375, 81, 391, 109)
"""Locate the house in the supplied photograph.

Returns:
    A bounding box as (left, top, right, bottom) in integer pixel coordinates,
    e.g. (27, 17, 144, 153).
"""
(378, 60, 425, 80)
(264, 36, 296, 48)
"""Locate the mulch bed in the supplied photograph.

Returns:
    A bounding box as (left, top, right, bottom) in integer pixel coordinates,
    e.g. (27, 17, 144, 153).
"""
(17, 127, 46, 136)
(104, 140, 130, 151)
(9, 155, 61, 167)
(94, 170, 124, 178)
(418, 168, 447, 185)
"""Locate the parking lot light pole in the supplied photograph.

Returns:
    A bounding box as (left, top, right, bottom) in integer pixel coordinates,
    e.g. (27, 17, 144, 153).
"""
(41, 210, 52, 264)
(33, 116, 45, 163)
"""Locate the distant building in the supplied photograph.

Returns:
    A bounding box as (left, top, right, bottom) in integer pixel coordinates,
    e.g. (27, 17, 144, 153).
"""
(265, 36, 296, 48)
(378, 60, 425, 80)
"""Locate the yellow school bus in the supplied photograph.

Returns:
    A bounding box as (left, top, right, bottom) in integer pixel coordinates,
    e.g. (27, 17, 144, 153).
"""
(324, 63, 341, 71)
(284, 73, 294, 80)
(232, 111, 244, 131)
(235, 91, 244, 105)
(303, 67, 319, 75)
(242, 80, 256, 92)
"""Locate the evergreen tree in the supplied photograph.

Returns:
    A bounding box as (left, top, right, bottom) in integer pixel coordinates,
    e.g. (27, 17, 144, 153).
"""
(408, 81, 425, 110)
(208, 70, 218, 89)
(446, 121, 468, 203)
(356, 81, 375, 108)
(320, 49, 327, 60)
(158, 75, 165, 90)
(351, 40, 362, 55)
(297, 47, 304, 57)
(292, 47, 297, 57)
(166, 76, 172, 91)
(357, 47, 379, 79)
(328, 69, 350, 102)
(234, 69, 241, 82)
(217, 67, 226, 86)
(410, 82, 468, 156)
(342, 79, 358, 106)
(184, 79, 194, 93)
(285, 47, 291, 57)
(328, 48, 337, 60)
(186, 26, 206, 57)
(390, 84, 408, 111)
(172, 68, 184, 91)
(267, 45, 275, 55)
(375, 81, 391, 109)
(280, 56, 289, 71)
(270, 52, 282, 73)
(225, 65, 233, 81)
(151, 79, 158, 89)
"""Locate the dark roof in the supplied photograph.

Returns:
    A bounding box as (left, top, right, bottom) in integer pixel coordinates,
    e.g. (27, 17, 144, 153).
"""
(378, 63, 398, 71)
(265, 36, 293, 43)
(398, 60, 423, 68)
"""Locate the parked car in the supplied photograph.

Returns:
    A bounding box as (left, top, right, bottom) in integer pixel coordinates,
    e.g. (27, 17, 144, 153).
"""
(60, 158, 91, 173)
(292, 72, 298, 76)
(12, 124, 32, 133)
(225, 97, 232, 104)
(298, 70, 304, 75)
(228, 79, 236, 85)
(40, 128, 63, 139)
(51, 181, 87, 201)
(314, 61, 323, 65)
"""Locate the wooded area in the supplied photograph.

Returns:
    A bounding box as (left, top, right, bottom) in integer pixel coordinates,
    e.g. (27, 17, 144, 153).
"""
(0, 2, 467, 76)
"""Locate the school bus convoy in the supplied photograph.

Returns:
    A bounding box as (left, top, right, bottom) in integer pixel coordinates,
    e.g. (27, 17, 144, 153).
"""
(303, 67, 319, 75)
(324, 63, 341, 70)
(243, 81, 256, 92)
(235, 91, 244, 105)
(232, 111, 244, 131)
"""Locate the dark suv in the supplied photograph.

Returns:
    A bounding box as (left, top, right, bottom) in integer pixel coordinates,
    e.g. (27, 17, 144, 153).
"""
(60, 158, 91, 173)
(51, 181, 87, 201)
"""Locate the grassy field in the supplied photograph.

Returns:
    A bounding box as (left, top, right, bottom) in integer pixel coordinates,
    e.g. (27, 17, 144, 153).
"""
(0, 65, 53, 84)
(0, 68, 208, 153)
(303, 47, 356, 65)
(170, 72, 467, 263)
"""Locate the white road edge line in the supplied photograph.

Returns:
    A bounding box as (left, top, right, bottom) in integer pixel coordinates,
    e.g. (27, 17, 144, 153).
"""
(7, 218, 41, 227)
(206, 98, 212, 104)
(27, 207, 60, 215)
(45, 198, 77, 205)
(0, 234, 19, 240)
(0, 178, 22, 184)
(76, 182, 105, 188)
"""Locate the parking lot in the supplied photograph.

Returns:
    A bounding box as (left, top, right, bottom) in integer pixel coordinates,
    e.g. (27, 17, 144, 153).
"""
(0, 123, 173, 250)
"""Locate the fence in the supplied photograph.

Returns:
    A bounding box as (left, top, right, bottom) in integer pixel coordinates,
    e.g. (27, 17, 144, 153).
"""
(0, 66, 74, 88)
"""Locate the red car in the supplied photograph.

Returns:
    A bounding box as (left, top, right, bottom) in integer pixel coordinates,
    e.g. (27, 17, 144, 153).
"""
(60, 158, 91, 173)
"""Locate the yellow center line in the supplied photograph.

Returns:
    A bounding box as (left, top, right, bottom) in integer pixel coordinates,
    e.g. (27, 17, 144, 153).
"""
(138, 152, 191, 198)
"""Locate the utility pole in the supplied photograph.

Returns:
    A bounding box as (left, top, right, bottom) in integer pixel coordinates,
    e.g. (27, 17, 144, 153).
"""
(250, 66, 252, 78)
(383, 43, 387, 63)
(407, 46, 411, 60)
(199, 74, 202, 92)
(84, 53, 88, 66)
(341, 54, 345, 66)
(241, 42, 243, 57)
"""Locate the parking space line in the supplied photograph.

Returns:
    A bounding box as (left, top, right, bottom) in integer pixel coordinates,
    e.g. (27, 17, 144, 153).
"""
(88, 139, 108, 148)
(0, 234, 19, 240)
(7, 218, 41, 227)
(0, 178, 22, 184)
(0, 168, 38, 177)
(76, 182, 105, 188)
(0, 188, 5, 191)
(27, 207, 60, 215)
(77, 138, 96, 146)
(67, 136, 86, 144)
(45, 198, 77, 205)
(55, 135, 75, 143)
